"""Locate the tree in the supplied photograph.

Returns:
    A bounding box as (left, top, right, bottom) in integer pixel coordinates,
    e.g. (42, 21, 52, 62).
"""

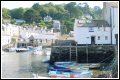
(39, 21, 47, 29)
(65, 2, 82, 18)
(24, 9, 41, 23)
(93, 6, 102, 19)
(10, 7, 25, 19)
(65, 2, 76, 18)
(32, 3, 41, 11)
(40, 6, 49, 19)
(10, 19, 15, 24)
(2, 8, 11, 19)
(63, 19, 74, 34)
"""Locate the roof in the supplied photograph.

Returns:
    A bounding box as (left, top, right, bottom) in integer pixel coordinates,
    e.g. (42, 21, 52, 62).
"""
(75, 19, 110, 27)
(28, 35, 34, 40)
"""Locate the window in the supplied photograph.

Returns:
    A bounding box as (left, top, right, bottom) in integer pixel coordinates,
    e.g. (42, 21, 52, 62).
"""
(89, 27, 94, 32)
(105, 36, 108, 40)
(98, 36, 100, 40)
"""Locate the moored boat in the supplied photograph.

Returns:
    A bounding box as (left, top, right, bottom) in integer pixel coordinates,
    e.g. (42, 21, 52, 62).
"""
(16, 47, 30, 52)
(48, 70, 92, 78)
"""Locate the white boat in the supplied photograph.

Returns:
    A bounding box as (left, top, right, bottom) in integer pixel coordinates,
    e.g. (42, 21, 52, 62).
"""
(16, 47, 30, 52)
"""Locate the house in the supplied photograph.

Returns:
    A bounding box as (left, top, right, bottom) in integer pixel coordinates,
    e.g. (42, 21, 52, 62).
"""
(2, 24, 19, 37)
(53, 20, 61, 29)
(44, 15, 52, 22)
(2, 34, 11, 47)
(15, 19, 25, 24)
(103, 2, 118, 45)
(74, 19, 111, 45)
(19, 27, 58, 46)
(2, 24, 20, 47)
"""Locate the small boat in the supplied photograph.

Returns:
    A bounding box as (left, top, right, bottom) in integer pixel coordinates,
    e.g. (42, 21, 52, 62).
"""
(48, 70, 92, 78)
(48, 65, 72, 72)
(16, 47, 29, 52)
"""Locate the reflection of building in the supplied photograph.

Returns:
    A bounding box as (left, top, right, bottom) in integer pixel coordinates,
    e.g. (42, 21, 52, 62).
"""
(74, 19, 111, 45)
(103, 2, 118, 45)
(44, 15, 52, 22)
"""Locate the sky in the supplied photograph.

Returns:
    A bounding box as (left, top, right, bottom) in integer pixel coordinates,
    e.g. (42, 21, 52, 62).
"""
(1, 1, 104, 9)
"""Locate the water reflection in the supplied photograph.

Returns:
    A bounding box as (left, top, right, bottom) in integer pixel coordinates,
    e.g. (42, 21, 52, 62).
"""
(2, 51, 49, 78)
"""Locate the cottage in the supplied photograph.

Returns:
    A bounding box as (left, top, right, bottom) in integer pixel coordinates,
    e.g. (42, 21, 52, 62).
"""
(44, 15, 52, 22)
(53, 20, 61, 30)
(74, 19, 111, 45)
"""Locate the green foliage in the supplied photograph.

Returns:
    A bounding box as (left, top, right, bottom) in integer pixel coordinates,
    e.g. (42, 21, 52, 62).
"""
(63, 19, 74, 34)
(32, 3, 41, 11)
(24, 9, 41, 23)
(38, 21, 47, 29)
(10, 7, 25, 19)
(45, 21, 53, 29)
(2, 2, 103, 34)
(2, 8, 11, 19)
(10, 19, 15, 24)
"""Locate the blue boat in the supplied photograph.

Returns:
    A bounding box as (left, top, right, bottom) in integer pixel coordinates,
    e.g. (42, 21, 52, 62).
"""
(48, 65, 72, 72)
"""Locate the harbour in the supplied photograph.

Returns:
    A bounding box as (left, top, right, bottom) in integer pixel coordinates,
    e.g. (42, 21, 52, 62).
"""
(1, 1, 118, 79)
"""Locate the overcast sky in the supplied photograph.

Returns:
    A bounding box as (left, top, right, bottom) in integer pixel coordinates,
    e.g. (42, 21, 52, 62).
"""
(1, 1, 104, 9)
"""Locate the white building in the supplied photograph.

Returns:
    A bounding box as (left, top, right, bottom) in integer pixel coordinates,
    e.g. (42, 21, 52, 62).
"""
(2, 24, 19, 37)
(74, 19, 111, 45)
(103, 2, 118, 45)
(19, 27, 58, 45)
(2, 24, 20, 47)
(44, 15, 52, 22)
(1, 34, 11, 46)
(53, 20, 61, 30)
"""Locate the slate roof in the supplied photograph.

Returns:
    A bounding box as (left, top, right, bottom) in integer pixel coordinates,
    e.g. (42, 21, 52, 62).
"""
(75, 19, 110, 27)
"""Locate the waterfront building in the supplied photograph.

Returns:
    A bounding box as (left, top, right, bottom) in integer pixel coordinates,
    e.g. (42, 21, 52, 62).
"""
(74, 19, 111, 45)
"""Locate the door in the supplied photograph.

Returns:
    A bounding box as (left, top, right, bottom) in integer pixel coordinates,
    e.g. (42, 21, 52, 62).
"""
(91, 36, 95, 45)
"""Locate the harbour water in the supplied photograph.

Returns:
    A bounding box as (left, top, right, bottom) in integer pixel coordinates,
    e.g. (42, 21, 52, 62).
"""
(1, 51, 49, 78)
(1, 50, 112, 78)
